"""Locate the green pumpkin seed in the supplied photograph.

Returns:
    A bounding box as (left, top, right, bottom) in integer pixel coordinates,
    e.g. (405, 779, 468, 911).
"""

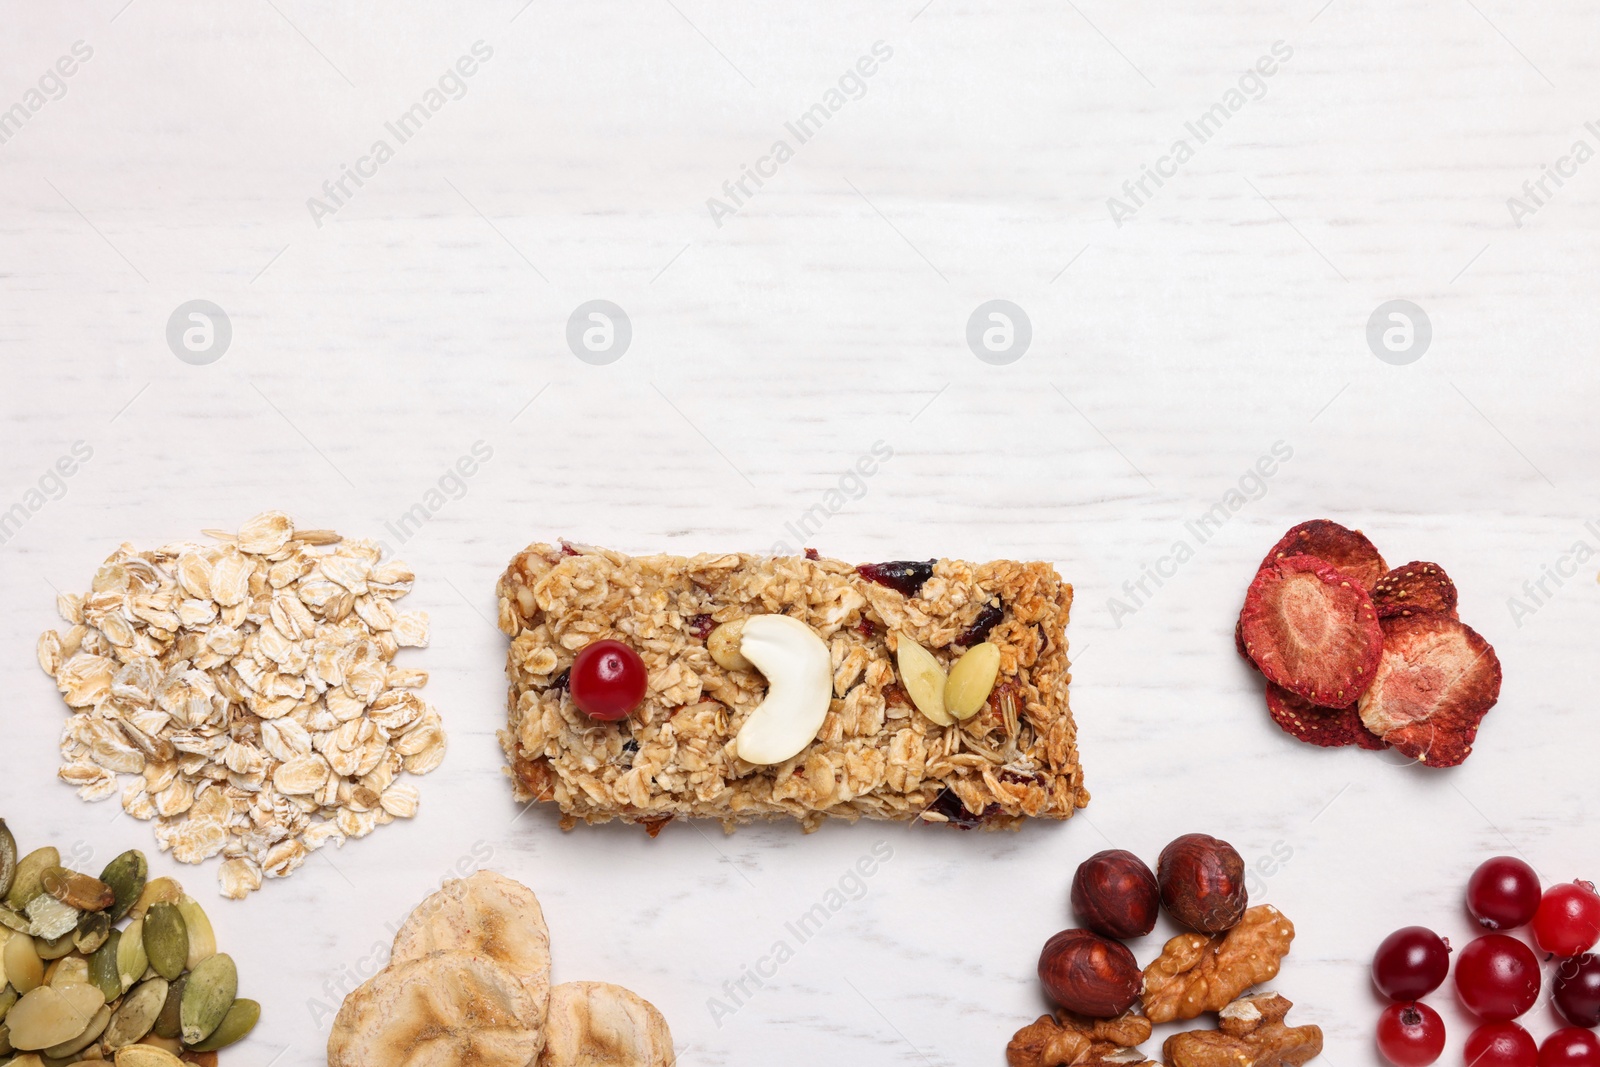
(103, 977, 167, 1051)
(0, 1019, 11, 1056)
(186, 996, 257, 1052)
(40, 869, 113, 914)
(0, 821, 17, 902)
(41, 1002, 108, 1059)
(150, 975, 183, 1040)
(73, 909, 110, 955)
(172, 899, 214, 971)
(178, 954, 235, 1045)
(90, 929, 122, 1002)
(98, 853, 146, 925)
(30, 929, 76, 961)
(4, 935, 43, 993)
(4, 850, 59, 912)
(115, 921, 147, 993)
(140, 905, 185, 983)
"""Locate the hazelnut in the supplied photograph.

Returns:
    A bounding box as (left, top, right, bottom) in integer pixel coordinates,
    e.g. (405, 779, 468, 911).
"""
(1037, 928, 1142, 1019)
(1072, 849, 1160, 940)
(1157, 833, 1248, 934)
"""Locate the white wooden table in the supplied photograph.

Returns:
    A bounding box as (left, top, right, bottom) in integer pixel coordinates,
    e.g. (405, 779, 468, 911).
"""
(3, 1, 1598, 1063)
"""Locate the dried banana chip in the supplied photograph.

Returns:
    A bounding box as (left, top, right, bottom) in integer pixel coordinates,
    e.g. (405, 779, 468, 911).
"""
(540, 982, 675, 1067)
(327, 953, 541, 1067)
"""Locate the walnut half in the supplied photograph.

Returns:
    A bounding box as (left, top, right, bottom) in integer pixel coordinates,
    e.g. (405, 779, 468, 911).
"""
(1006, 1010, 1156, 1067)
(1163, 992, 1323, 1067)
(1141, 904, 1296, 1023)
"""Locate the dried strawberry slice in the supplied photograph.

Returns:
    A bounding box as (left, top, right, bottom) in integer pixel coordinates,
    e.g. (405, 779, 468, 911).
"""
(1262, 519, 1388, 591)
(1240, 554, 1382, 707)
(1371, 561, 1459, 620)
(1357, 615, 1501, 767)
(1235, 613, 1259, 674)
(1266, 684, 1387, 750)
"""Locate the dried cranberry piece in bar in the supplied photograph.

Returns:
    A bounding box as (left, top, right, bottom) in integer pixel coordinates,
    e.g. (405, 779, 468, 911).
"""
(1262, 519, 1388, 591)
(925, 788, 1002, 830)
(1266, 683, 1386, 750)
(957, 599, 1004, 646)
(1358, 615, 1501, 767)
(1371, 561, 1459, 621)
(686, 613, 716, 639)
(1240, 554, 1382, 708)
(856, 559, 936, 597)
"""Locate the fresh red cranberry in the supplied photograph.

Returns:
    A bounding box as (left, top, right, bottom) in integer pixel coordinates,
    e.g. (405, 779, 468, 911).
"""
(1372, 927, 1451, 1000)
(1535, 882, 1600, 958)
(1376, 1002, 1446, 1067)
(1468, 857, 1542, 930)
(1454, 934, 1541, 1021)
(569, 640, 648, 722)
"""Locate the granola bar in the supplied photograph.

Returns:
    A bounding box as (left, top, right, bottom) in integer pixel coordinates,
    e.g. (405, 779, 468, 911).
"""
(495, 544, 1086, 831)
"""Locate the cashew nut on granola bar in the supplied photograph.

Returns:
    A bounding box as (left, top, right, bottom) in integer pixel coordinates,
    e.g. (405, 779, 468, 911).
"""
(1163, 992, 1323, 1067)
(1006, 1010, 1156, 1067)
(1141, 905, 1296, 1024)
(732, 614, 835, 766)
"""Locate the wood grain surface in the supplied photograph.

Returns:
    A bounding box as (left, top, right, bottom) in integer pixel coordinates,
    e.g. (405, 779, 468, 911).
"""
(2, 1, 1598, 1063)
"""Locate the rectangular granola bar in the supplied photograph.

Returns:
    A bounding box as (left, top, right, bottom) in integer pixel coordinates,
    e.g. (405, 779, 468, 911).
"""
(495, 544, 1086, 831)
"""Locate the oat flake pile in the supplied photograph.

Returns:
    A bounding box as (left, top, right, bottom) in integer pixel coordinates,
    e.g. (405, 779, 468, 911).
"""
(35, 511, 447, 898)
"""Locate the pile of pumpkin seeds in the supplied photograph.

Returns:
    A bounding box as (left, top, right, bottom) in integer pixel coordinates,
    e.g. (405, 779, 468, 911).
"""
(0, 819, 258, 1065)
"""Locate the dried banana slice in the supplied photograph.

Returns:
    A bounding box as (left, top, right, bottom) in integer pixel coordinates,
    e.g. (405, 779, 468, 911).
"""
(539, 981, 674, 1067)
(327, 952, 541, 1067)
(389, 871, 550, 1028)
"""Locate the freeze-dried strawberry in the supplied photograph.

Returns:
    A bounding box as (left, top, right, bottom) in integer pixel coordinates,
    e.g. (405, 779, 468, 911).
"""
(1357, 615, 1501, 767)
(1240, 554, 1383, 708)
(1266, 684, 1387, 750)
(1262, 519, 1388, 591)
(1235, 613, 1259, 673)
(1371, 561, 1459, 620)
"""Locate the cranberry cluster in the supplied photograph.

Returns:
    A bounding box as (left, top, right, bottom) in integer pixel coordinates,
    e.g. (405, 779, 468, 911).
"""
(1373, 857, 1600, 1067)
